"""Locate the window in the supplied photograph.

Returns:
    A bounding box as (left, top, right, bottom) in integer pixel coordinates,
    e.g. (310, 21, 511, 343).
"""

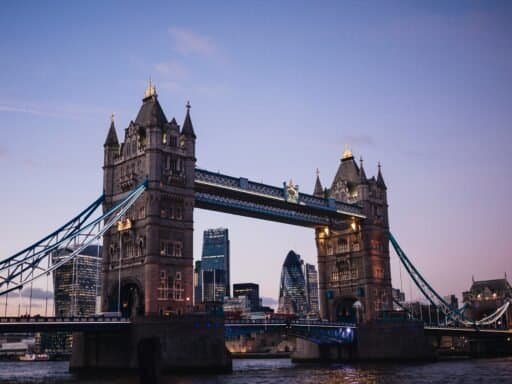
(176, 272, 181, 280)
(175, 206, 183, 220)
(170, 135, 178, 147)
(162, 132, 167, 144)
(337, 238, 348, 253)
(173, 241, 182, 257)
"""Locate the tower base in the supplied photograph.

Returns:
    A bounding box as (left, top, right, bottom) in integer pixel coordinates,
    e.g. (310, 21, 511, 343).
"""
(70, 314, 232, 374)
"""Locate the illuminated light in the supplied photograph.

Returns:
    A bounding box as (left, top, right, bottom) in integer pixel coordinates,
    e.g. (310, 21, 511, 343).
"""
(324, 227, 330, 236)
(117, 218, 132, 232)
(346, 327, 351, 334)
(342, 145, 353, 159)
(350, 220, 357, 232)
(186, 297, 190, 301)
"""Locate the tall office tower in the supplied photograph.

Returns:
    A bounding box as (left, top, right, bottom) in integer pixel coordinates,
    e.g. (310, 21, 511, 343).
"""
(277, 250, 308, 317)
(304, 263, 319, 314)
(233, 283, 260, 312)
(193, 260, 202, 305)
(200, 228, 230, 303)
(52, 244, 102, 316)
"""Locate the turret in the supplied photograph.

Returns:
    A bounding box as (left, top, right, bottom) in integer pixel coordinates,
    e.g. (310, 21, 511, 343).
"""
(103, 114, 119, 197)
(313, 169, 324, 197)
(181, 101, 196, 159)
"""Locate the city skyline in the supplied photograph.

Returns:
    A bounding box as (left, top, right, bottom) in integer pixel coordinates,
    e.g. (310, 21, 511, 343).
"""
(0, 1, 511, 309)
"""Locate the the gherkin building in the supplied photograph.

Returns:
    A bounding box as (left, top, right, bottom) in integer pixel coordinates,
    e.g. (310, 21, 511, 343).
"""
(277, 250, 308, 316)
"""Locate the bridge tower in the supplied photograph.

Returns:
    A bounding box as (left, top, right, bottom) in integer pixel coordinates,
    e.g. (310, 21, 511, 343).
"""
(315, 149, 392, 322)
(102, 82, 196, 316)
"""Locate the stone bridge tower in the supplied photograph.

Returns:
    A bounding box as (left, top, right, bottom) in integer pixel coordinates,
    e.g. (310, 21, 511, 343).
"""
(102, 82, 196, 316)
(314, 149, 392, 322)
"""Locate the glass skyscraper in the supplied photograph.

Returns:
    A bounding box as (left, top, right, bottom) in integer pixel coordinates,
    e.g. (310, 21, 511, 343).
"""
(304, 263, 320, 315)
(277, 250, 308, 316)
(52, 244, 102, 316)
(199, 228, 230, 303)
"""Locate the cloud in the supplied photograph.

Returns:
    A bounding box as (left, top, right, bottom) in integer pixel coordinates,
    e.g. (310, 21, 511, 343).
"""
(0, 100, 110, 121)
(155, 60, 189, 80)
(20, 287, 53, 300)
(169, 27, 218, 57)
(262, 296, 278, 306)
(341, 134, 375, 147)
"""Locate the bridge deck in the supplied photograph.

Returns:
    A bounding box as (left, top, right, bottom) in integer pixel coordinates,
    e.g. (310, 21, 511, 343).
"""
(194, 168, 364, 227)
(0, 316, 130, 332)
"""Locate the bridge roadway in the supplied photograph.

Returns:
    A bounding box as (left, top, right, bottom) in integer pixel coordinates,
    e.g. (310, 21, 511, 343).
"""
(0, 316, 130, 332)
(194, 168, 365, 227)
(0, 317, 510, 340)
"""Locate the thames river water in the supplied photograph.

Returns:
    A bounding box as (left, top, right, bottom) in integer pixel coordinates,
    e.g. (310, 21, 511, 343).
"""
(0, 357, 512, 384)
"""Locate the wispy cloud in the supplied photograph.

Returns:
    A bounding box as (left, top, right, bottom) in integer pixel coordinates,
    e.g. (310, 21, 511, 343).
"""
(169, 27, 218, 57)
(155, 60, 189, 79)
(0, 100, 110, 121)
(341, 134, 375, 147)
(20, 287, 53, 300)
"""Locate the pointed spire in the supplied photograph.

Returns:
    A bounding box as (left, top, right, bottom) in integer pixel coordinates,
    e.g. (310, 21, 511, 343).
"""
(377, 161, 386, 189)
(143, 77, 157, 99)
(104, 113, 119, 147)
(359, 156, 368, 184)
(314, 169, 323, 197)
(181, 100, 196, 138)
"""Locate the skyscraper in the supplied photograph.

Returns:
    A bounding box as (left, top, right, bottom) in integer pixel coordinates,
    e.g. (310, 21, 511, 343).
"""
(233, 283, 260, 312)
(304, 263, 319, 315)
(52, 244, 102, 316)
(200, 228, 230, 303)
(277, 250, 308, 316)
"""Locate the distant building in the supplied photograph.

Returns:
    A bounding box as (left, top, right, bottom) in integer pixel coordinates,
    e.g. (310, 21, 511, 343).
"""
(277, 250, 308, 317)
(304, 263, 319, 315)
(462, 277, 512, 326)
(442, 294, 459, 310)
(223, 296, 250, 319)
(52, 244, 102, 316)
(200, 228, 230, 303)
(233, 283, 260, 312)
(392, 288, 406, 311)
(193, 260, 202, 306)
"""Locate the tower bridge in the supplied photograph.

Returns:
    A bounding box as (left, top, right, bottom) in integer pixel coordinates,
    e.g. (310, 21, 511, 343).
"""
(0, 82, 510, 371)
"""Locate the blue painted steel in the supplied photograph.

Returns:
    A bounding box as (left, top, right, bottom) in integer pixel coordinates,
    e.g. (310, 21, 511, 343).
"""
(195, 168, 365, 219)
(0, 180, 148, 296)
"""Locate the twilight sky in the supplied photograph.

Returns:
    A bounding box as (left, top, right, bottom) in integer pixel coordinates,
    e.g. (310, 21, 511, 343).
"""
(0, 1, 511, 310)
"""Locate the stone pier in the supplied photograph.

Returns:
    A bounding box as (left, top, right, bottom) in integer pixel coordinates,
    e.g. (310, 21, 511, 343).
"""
(70, 315, 232, 373)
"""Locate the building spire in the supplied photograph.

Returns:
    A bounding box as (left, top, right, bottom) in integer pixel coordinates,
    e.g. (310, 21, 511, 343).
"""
(359, 156, 367, 183)
(143, 77, 157, 99)
(342, 144, 353, 160)
(314, 169, 323, 197)
(181, 100, 196, 138)
(104, 113, 119, 147)
(377, 161, 386, 189)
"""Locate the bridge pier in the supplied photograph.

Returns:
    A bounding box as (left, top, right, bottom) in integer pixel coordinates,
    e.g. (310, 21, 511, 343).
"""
(70, 315, 232, 374)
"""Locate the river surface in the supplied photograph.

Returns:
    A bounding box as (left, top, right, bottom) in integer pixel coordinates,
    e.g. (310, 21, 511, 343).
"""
(0, 357, 511, 383)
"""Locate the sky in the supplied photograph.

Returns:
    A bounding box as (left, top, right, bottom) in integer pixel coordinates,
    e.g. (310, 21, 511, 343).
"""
(0, 1, 511, 312)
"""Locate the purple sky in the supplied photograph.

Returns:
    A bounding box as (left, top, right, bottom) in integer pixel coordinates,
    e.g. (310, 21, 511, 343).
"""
(0, 1, 511, 310)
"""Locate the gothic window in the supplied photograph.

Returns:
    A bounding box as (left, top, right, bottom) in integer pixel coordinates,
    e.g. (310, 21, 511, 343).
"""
(173, 241, 182, 257)
(139, 206, 145, 219)
(131, 141, 136, 155)
(175, 206, 183, 220)
(337, 238, 348, 253)
(170, 158, 178, 173)
(352, 240, 360, 252)
(327, 245, 334, 256)
(170, 135, 178, 147)
(162, 132, 167, 144)
(161, 208, 167, 218)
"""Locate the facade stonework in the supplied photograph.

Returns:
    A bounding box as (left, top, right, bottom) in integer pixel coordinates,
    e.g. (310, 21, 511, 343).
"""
(315, 153, 392, 322)
(102, 86, 196, 316)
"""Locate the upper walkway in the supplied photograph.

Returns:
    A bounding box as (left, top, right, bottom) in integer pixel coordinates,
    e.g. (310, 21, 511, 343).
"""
(194, 168, 365, 227)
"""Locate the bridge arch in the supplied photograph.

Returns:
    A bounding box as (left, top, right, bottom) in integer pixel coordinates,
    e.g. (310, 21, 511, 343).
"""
(333, 296, 359, 323)
(106, 278, 144, 317)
